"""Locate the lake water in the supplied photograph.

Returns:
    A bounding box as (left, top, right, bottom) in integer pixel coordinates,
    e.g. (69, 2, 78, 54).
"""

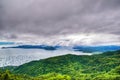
(0, 48, 91, 67)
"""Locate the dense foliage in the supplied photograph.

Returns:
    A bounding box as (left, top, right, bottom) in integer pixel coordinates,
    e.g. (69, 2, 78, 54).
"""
(0, 50, 120, 80)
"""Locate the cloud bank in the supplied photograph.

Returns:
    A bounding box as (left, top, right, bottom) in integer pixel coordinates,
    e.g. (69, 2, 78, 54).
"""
(0, 0, 120, 45)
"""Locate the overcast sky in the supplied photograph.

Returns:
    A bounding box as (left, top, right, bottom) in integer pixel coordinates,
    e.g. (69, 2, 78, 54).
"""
(0, 0, 120, 46)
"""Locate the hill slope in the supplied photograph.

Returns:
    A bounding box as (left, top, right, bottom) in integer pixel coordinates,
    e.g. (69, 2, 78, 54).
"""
(13, 50, 120, 77)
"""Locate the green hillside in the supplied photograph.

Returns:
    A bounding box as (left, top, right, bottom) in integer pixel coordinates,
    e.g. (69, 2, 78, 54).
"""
(0, 50, 120, 80)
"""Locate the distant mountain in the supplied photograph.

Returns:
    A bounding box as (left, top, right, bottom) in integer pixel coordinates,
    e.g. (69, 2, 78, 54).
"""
(2, 44, 120, 52)
(13, 50, 120, 77)
(0, 42, 15, 45)
(2, 45, 58, 50)
(73, 45, 120, 52)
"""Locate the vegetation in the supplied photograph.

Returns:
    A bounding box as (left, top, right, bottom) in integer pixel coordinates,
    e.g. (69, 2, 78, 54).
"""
(0, 50, 120, 80)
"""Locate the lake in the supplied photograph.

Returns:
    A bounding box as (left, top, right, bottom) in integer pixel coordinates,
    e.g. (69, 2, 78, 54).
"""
(0, 48, 91, 67)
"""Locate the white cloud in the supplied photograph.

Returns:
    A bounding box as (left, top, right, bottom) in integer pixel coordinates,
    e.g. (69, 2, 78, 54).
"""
(1, 33, 120, 46)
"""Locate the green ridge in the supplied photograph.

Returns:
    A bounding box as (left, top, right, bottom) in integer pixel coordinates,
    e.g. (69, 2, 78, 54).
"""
(0, 50, 120, 80)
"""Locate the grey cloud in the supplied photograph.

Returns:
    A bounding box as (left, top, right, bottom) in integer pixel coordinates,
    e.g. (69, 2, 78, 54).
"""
(0, 0, 120, 39)
(100, 0, 120, 9)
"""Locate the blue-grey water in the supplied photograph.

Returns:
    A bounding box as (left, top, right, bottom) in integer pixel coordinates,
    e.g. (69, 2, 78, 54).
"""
(0, 48, 91, 67)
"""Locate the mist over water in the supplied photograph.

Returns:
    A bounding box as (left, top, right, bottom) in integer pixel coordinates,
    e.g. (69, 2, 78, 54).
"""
(0, 48, 91, 67)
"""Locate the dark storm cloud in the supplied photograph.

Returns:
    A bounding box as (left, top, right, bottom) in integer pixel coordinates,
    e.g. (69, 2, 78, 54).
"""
(0, 0, 120, 39)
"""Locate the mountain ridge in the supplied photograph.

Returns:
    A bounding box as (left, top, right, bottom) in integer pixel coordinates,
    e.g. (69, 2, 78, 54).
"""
(0, 50, 120, 80)
(2, 44, 120, 52)
(12, 50, 120, 77)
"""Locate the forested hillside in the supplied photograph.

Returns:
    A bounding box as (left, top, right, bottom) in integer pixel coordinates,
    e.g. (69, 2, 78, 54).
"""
(0, 50, 120, 80)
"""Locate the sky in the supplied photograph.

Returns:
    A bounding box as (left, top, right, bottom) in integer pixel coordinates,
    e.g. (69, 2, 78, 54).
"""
(0, 0, 120, 46)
